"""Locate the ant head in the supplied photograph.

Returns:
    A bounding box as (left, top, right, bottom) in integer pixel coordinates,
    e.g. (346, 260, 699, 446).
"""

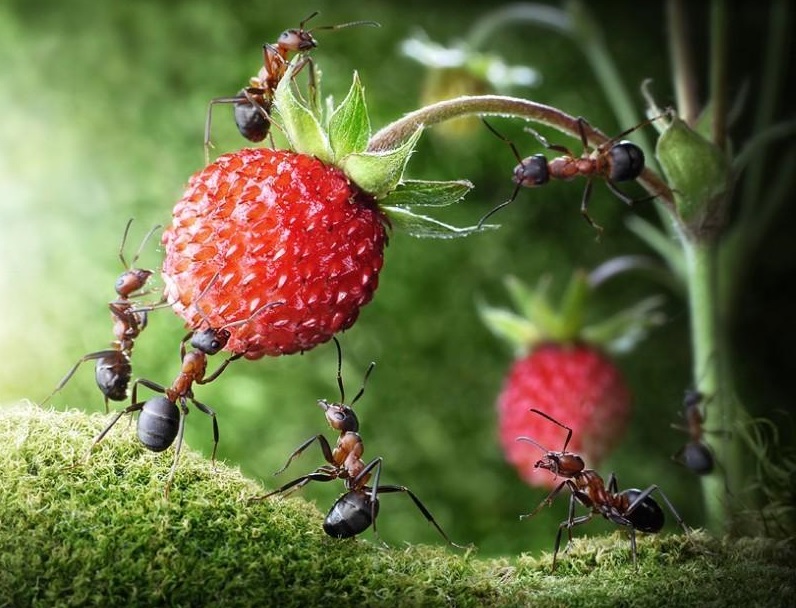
(683, 389, 704, 411)
(534, 452, 585, 478)
(277, 28, 318, 53)
(514, 154, 549, 188)
(190, 327, 231, 355)
(115, 268, 153, 298)
(608, 141, 645, 181)
(318, 399, 360, 433)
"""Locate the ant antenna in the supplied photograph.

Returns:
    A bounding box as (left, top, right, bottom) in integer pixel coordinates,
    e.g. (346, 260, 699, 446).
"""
(515, 435, 550, 453)
(119, 219, 162, 269)
(529, 408, 573, 453)
(331, 336, 375, 406)
(302, 11, 381, 33)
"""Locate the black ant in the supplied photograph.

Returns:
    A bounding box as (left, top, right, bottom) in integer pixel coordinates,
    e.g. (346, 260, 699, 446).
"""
(251, 338, 459, 545)
(517, 408, 689, 570)
(42, 219, 162, 412)
(86, 279, 281, 497)
(671, 390, 717, 475)
(480, 113, 667, 234)
(204, 12, 379, 161)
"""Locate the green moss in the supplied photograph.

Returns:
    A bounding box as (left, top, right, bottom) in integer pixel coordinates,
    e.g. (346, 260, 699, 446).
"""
(1, 404, 793, 607)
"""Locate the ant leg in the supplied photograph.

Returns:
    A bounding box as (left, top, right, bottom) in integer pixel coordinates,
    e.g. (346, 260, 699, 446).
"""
(163, 398, 189, 499)
(190, 397, 219, 466)
(84, 400, 146, 461)
(604, 179, 657, 207)
(628, 527, 639, 570)
(249, 470, 336, 502)
(606, 472, 619, 494)
(204, 96, 241, 163)
(273, 434, 335, 476)
(519, 480, 569, 520)
(42, 350, 119, 406)
(351, 457, 384, 539)
(579, 179, 605, 236)
(553, 512, 593, 571)
(200, 353, 243, 385)
(523, 125, 574, 156)
(120, 220, 162, 271)
(626, 484, 690, 534)
(131, 377, 166, 405)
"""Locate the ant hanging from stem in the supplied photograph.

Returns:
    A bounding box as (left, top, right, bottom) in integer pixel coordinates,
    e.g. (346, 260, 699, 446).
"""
(480, 112, 670, 235)
(672, 390, 721, 475)
(86, 274, 282, 497)
(42, 219, 162, 412)
(250, 337, 460, 546)
(204, 11, 379, 162)
(517, 408, 689, 570)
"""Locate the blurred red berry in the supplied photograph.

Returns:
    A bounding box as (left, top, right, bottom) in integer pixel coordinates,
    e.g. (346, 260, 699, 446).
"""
(497, 343, 632, 488)
(162, 147, 389, 358)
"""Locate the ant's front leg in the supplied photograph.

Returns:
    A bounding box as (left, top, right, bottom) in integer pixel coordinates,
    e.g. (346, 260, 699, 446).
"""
(250, 470, 337, 502)
(579, 179, 605, 237)
(523, 125, 574, 156)
(519, 480, 569, 520)
(274, 434, 336, 476)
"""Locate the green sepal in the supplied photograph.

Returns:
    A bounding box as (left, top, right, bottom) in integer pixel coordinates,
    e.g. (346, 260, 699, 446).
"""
(556, 270, 590, 342)
(581, 295, 666, 355)
(274, 64, 333, 163)
(504, 275, 561, 340)
(381, 205, 495, 239)
(340, 127, 423, 196)
(656, 117, 731, 233)
(476, 300, 541, 356)
(328, 72, 370, 162)
(379, 179, 474, 207)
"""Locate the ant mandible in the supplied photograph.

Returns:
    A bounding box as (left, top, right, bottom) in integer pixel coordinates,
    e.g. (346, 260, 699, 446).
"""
(517, 408, 689, 570)
(250, 337, 459, 546)
(671, 390, 716, 475)
(204, 12, 379, 161)
(86, 278, 281, 497)
(480, 113, 668, 235)
(42, 219, 162, 412)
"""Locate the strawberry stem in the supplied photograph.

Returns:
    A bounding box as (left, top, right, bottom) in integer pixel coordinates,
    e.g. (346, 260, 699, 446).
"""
(367, 95, 674, 211)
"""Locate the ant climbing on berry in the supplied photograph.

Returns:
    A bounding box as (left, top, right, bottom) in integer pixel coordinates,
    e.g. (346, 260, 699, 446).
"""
(204, 12, 379, 161)
(42, 219, 162, 412)
(480, 113, 669, 234)
(86, 277, 282, 497)
(671, 390, 717, 475)
(517, 408, 689, 570)
(250, 337, 459, 545)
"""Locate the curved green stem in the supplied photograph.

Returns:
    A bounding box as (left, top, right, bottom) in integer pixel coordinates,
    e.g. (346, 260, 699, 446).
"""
(367, 95, 673, 209)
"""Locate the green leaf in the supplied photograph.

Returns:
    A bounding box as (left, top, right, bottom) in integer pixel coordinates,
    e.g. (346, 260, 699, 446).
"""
(379, 179, 474, 207)
(274, 63, 333, 162)
(381, 205, 495, 239)
(328, 72, 370, 161)
(476, 301, 540, 355)
(340, 127, 423, 196)
(504, 275, 561, 338)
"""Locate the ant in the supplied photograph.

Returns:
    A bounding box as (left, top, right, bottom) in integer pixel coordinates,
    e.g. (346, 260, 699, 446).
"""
(42, 219, 162, 412)
(517, 408, 689, 570)
(671, 390, 718, 475)
(204, 12, 379, 161)
(251, 337, 459, 546)
(86, 278, 281, 497)
(480, 113, 668, 234)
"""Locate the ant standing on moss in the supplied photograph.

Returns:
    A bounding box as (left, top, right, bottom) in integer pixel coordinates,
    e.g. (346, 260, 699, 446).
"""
(251, 337, 460, 546)
(86, 276, 281, 497)
(517, 408, 689, 570)
(204, 12, 379, 161)
(480, 113, 669, 234)
(42, 219, 162, 412)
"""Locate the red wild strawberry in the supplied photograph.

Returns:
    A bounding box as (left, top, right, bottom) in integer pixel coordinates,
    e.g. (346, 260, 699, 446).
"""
(497, 343, 631, 489)
(162, 69, 482, 357)
(162, 148, 387, 357)
(480, 270, 664, 488)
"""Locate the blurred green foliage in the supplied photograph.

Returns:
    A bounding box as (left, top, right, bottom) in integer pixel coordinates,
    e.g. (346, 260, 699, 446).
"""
(1, 0, 793, 557)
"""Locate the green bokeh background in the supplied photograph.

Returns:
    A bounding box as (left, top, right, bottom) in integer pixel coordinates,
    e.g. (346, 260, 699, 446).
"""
(1, 0, 792, 557)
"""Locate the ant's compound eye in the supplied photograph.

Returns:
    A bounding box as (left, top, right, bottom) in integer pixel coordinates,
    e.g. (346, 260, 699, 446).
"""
(514, 154, 549, 187)
(609, 142, 645, 181)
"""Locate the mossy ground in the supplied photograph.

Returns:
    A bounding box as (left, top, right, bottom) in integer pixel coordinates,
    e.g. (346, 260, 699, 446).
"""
(1, 403, 793, 607)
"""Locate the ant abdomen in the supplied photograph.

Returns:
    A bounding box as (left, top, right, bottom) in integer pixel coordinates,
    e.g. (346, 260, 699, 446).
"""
(95, 352, 132, 402)
(621, 489, 665, 533)
(233, 90, 271, 142)
(678, 442, 714, 475)
(137, 396, 180, 453)
(323, 491, 379, 539)
(608, 141, 645, 182)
